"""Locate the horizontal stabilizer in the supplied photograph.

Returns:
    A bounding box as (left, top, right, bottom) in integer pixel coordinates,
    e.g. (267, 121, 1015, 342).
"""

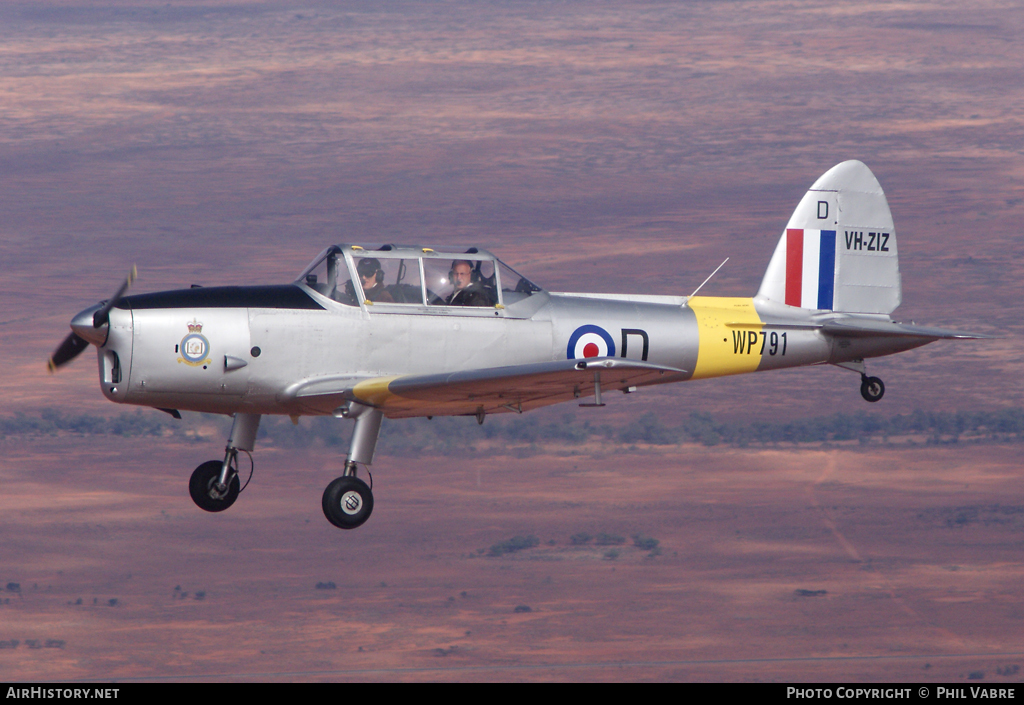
(822, 319, 991, 340)
(723, 315, 991, 340)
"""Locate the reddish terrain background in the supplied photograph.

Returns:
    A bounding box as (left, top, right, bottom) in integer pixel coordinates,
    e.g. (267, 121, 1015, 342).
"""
(1, 0, 1022, 681)
(2, 437, 1023, 682)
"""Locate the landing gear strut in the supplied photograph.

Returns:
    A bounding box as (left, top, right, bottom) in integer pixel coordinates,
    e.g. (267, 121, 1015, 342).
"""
(189, 413, 261, 513)
(322, 402, 383, 529)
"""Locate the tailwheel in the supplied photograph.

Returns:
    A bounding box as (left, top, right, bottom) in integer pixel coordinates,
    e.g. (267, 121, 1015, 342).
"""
(860, 375, 885, 403)
(322, 476, 374, 529)
(189, 460, 240, 512)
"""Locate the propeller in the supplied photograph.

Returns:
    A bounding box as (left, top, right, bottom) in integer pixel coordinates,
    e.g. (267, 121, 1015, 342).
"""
(47, 266, 137, 373)
(47, 332, 91, 372)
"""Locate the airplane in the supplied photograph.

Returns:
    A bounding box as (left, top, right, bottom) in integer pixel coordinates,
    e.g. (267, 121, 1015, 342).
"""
(48, 160, 986, 529)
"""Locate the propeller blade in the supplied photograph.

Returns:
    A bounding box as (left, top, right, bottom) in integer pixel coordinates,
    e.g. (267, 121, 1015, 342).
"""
(47, 332, 91, 373)
(49, 265, 137, 373)
(92, 265, 137, 328)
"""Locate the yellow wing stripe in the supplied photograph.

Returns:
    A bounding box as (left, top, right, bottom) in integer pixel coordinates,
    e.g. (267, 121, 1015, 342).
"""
(352, 376, 401, 407)
(687, 296, 763, 380)
(352, 375, 479, 415)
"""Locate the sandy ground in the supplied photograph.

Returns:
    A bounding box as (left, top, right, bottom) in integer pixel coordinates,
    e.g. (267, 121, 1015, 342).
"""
(0, 435, 1021, 682)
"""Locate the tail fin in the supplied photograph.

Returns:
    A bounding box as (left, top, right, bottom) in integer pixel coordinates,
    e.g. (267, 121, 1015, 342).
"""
(756, 160, 901, 314)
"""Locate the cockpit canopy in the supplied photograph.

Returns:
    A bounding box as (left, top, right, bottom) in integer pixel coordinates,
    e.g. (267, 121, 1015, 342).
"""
(296, 245, 542, 309)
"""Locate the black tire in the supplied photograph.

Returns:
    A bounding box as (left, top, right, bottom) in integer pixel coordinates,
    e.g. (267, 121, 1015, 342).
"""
(860, 376, 885, 403)
(189, 460, 240, 512)
(322, 476, 374, 530)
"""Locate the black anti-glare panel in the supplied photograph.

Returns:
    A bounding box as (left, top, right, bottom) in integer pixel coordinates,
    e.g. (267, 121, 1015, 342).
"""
(118, 285, 325, 311)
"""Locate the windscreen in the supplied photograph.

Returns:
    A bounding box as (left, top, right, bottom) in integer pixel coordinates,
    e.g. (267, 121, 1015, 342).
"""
(296, 248, 357, 306)
(496, 259, 542, 304)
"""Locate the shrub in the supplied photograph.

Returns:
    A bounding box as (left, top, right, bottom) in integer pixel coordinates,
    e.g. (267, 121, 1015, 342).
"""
(632, 534, 660, 551)
(487, 535, 539, 557)
(594, 533, 625, 546)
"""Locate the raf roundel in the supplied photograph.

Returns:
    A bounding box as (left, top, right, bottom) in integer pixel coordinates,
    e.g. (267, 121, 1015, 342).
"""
(567, 324, 616, 360)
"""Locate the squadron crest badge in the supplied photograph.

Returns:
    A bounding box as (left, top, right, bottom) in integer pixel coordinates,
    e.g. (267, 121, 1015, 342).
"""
(178, 319, 212, 367)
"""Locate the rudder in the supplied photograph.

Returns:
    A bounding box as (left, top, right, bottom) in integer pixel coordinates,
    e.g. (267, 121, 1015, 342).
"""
(757, 160, 901, 314)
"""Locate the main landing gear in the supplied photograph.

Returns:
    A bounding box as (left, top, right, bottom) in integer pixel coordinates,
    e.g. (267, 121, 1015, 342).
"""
(189, 459, 240, 511)
(189, 412, 260, 513)
(322, 402, 382, 530)
(186, 404, 384, 530)
(322, 475, 374, 529)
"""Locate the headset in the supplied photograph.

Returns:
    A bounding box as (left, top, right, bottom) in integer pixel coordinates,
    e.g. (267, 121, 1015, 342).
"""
(356, 258, 385, 286)
(449, 260, 479, 285)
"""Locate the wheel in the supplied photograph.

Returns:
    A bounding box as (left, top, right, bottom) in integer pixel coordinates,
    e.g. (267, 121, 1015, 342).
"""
(860, 376, 885, 403)
(189, 460, 240, 512)
(322, 476, 374, 529)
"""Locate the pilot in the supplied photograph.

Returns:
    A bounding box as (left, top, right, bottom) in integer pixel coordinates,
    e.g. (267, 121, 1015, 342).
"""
(445, 260, 490, 307)
(357, 258, 394, 303)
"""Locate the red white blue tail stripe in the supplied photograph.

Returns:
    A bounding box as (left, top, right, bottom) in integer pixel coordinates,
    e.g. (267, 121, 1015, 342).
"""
(785, 229, 836, 310)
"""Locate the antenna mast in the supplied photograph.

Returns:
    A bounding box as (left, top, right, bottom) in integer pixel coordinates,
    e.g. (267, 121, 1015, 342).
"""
(688, 258, 729, 298)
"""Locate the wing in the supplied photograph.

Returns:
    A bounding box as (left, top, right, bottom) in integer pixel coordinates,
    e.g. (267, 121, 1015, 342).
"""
(282, 358, 687, 418)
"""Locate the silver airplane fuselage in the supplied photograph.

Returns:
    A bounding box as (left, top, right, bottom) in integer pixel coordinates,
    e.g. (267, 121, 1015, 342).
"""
(87, 272, 930, 419)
